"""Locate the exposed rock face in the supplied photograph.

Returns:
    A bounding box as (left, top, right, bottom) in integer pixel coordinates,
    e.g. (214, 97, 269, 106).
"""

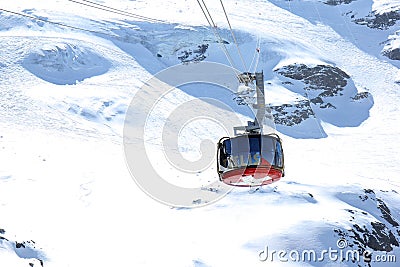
(276, 64, 350, 104)
(354, 11, 400, 30)
(272, 63, 373, 132)
(0, 227, 45, 266)
(270, 100, 315, 127)
(343, 6, 400, 61)
(324, 0, 356, 6)
(379, 22, 400, 61)
(383, 48, 400, 60)
(335, 189, 400, 264)
(178, 44, 209, 63)
(351, 92, 370, 101)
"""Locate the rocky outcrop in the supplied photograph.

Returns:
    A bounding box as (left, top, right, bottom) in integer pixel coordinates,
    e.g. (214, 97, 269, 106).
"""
(351, 92, 370, 101)
(354, 11, 400, 30)
(324, 0, 356, 6)
(335, 189, 400, 264)
(382, 31, 400, 61)
(270, 100, 315, 127)
(273, 63, 373, 130)
(0, 227, 45, 266)
(178, 44, 209, 63)
(383, 48, 400, 60)
(276, 64, 349, 100)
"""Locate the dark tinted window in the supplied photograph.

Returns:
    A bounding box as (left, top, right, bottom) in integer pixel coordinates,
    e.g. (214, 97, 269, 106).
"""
(221, 135, 279, 168)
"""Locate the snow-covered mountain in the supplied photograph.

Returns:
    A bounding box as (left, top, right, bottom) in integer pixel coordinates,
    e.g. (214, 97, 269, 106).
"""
(1, 0, 399, 266)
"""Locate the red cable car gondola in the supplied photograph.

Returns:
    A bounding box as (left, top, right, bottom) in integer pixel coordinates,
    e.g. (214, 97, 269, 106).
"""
(217, 133, 284, 187)
(216, 72, 285, 187)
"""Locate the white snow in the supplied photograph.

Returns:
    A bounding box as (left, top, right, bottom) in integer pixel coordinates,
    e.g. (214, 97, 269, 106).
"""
(373, 0, 400, 14)
(1, 0, 400, 266)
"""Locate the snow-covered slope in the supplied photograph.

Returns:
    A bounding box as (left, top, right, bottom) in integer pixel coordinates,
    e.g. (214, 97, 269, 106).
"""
(1, 0, 399, 266)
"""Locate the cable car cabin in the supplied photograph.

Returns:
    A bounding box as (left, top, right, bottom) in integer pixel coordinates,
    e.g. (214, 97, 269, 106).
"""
(217, 134, 284, 187)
